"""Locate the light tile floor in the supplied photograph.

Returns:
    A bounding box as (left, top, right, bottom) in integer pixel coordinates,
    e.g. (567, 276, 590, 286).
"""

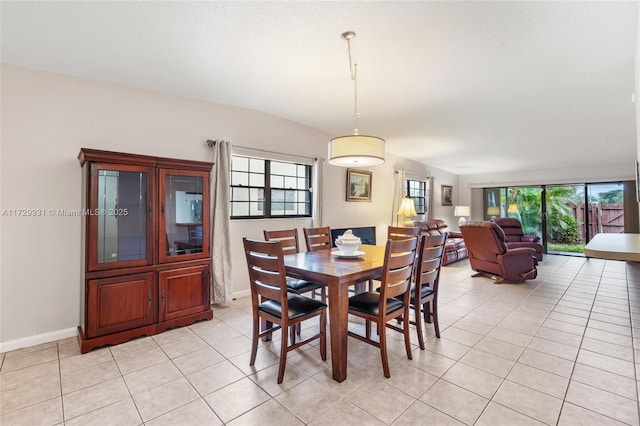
(2, 255, 640, 425)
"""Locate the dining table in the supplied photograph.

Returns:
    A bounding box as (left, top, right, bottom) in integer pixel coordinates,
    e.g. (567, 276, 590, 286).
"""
(283, 244, 386, 382)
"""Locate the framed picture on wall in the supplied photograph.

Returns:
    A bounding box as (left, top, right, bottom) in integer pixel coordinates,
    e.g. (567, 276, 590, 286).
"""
(636, 160, 640, 203)
(347, 169, 372, 202)
(441, 185, 453, 206)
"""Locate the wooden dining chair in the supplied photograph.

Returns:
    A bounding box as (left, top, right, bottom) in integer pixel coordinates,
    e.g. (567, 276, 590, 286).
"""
(263, 228, 326, 304)
(369, 225, 422, 285)
(347, 237, 418, 378)
(387, 225, 421, 240)
(303, 226, 333, 252)
(242, 238, 327, 384)
(409, 233, 447, 349)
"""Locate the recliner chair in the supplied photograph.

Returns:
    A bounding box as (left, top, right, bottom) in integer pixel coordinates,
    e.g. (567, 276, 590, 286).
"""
(491, 217, 543, 261)
(460, 221, 538, 283)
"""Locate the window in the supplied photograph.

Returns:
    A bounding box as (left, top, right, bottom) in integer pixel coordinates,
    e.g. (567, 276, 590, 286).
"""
(406, 179, 427, 215)
(230, 155, 312, 218)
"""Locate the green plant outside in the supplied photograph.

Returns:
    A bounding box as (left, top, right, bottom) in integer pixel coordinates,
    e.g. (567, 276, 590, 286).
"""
(547, 243, 585, 253)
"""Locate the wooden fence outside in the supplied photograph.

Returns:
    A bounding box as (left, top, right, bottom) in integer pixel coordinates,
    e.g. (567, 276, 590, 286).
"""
(572, 203, 624, 240)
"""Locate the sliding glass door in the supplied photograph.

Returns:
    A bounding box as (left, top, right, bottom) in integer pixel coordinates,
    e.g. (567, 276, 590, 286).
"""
(484, 182, 626, 256)
(545, 185, 585, 254)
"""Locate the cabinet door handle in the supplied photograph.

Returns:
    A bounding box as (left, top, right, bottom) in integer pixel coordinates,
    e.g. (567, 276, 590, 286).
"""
(161, 290, 165, 301)
(147, 290, 152, 308)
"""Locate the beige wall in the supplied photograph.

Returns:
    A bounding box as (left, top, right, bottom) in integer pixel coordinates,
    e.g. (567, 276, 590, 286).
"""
(0, 65, 455, 350)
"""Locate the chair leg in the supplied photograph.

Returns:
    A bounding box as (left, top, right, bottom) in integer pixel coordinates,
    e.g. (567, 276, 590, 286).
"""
(403, 308, 413, 360)
(379, 320, 390, 378)
(423, 301, 432, 323)
(262, 319, 274, 342)
(432, 300, 441, 338)
(278, 322, 289, 384)
(321, 286, 327, 304)
(319, 310, 327, 361)
(290, 324, 296, 345)
(250, 315, 260, 366)
(414, 303, 425, 350)
(365, 319, 372, 339)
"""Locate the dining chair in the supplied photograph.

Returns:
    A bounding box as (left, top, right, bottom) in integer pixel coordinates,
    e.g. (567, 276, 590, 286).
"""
(303, 226, 333, 252)
(409, 233, 447, 349)
(347, 236, 419, 378)
(387, 225, 421, 240)
(263, 229, 327, 302)
(242, 238, 327, 384)
(369, 225, 422, 285)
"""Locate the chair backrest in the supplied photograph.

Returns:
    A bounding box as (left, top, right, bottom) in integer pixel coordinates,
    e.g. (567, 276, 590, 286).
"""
(379, 237, 419, 302)
(491, 217, 525, 243)
(387, 225, 421, 240)
(242, 238, 288, 304)
(415, 234, 447, 296)
(263, 229, 301, 255)
(303, 226, 332, 252)
(459, 221, 508, 262)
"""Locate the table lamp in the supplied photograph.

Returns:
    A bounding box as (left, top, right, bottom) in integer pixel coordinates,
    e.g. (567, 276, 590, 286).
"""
(486, 206, 500, 218)
(397, 197, 417, 227)
(454, 205, 470, 226)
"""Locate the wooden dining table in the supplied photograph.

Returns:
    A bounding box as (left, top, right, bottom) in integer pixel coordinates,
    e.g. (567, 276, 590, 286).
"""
(283, 244, 386, 382)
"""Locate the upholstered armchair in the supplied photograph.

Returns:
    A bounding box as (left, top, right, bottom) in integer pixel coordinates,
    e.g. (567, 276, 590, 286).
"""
(460, 221, 538, 283)
(491, 217, 543, 261)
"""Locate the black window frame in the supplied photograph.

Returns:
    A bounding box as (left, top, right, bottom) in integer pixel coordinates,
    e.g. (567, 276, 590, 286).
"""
(230, 155, 313, 219)
(405, 179, 427, 215)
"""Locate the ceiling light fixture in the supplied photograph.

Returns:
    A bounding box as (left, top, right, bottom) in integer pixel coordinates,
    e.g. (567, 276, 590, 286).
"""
(328, 31, 385, 167)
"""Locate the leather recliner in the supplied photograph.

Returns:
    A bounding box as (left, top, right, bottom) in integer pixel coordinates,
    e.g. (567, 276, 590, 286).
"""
(460, 221, 538, 283)
(491, 217, 543, 261)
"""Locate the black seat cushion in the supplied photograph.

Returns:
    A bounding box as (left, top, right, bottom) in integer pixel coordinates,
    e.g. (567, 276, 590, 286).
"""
(348, 292, 404, 316)
(259, 293, 327, 320)
(382, 285, 433, 303)
(409, 285, 433, 302)
(286, 277, 324, 294)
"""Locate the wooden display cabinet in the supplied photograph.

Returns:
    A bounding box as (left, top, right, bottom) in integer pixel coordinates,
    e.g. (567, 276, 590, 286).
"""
(78, 148, 214, 353)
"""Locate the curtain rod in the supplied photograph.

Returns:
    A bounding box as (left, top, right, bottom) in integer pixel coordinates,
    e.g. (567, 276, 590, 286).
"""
(207, 139, 317, 162)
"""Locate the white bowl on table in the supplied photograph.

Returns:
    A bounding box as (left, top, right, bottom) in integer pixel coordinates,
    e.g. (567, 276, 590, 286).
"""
(335, 230, 362, 255)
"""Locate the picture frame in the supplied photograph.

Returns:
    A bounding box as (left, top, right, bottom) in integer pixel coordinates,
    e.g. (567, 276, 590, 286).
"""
(441, 184, 453, 206)
(347, 169, 372, 202)
(636, 160, 640, 203)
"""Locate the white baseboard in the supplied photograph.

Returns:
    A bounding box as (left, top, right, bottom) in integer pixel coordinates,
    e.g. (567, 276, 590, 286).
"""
(232, 289, 250, 299)
(0, 327, 77, 354)
(1, 292, 252, 353)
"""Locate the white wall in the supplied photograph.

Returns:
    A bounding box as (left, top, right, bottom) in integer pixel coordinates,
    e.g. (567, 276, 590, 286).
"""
(0, 65, 447, 350)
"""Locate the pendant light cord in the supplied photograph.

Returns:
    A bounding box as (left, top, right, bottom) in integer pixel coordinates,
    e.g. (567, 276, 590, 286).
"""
(344, 34, 360, 135)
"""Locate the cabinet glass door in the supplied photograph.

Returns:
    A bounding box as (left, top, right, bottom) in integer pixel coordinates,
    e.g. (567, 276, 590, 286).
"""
(87, 163, 155, 271)
(159, 169, 210, 263)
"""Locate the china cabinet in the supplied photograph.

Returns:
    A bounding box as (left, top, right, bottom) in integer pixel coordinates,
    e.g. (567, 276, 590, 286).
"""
(78, 148, 213, 353)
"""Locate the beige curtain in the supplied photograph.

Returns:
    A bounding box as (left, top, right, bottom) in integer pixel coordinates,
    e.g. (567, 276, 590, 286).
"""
(392, 170, 406, 226)
(312, 157, 324, 227)
(209, 140, 233, 303)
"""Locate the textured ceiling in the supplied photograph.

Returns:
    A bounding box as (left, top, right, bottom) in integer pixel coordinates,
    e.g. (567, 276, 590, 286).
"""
(1, 1, 638, 175)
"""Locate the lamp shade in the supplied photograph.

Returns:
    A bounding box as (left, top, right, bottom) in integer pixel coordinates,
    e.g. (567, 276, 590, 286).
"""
(454, 205, 470, 217)
(507, 204, 519, 214)
(397, 197, 417, 217)
(328, 135, 385, 167)
(486, 206, 500, 216)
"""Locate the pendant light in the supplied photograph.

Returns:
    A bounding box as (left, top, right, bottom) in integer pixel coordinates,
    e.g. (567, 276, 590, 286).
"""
(328, 31, 385, 167)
